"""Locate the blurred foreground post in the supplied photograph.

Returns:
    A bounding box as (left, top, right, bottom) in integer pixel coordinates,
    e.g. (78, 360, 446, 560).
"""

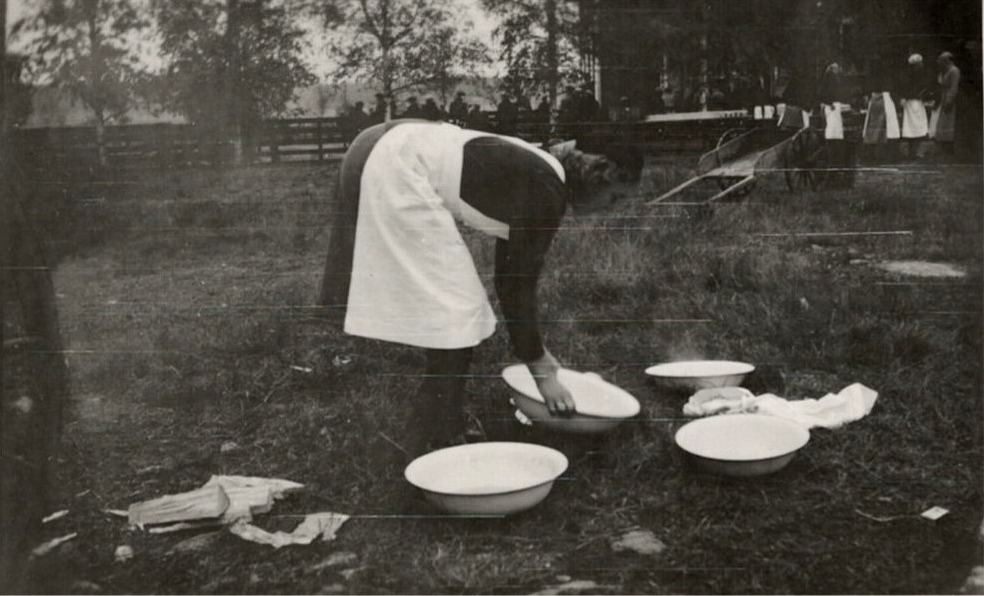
(1, 1, 69, 589)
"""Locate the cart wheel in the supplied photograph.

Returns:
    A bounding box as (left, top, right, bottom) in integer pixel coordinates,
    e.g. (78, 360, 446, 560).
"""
(784, 129, 828, 192)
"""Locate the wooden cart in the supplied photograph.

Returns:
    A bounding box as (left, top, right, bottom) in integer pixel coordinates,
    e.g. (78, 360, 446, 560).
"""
(646, 110, 862, 205)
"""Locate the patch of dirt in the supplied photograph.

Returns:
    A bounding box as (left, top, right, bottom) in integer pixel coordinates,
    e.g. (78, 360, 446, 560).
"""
(877, 260, 967, 278)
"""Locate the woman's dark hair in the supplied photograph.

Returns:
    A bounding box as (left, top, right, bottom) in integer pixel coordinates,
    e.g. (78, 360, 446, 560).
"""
(554, 147, 641, 211)
(556, 149, 609, 199)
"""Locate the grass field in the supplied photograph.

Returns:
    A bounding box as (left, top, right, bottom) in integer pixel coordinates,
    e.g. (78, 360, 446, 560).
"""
(29, 152, 983, 594)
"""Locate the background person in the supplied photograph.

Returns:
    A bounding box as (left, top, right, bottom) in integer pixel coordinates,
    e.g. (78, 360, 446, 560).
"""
(422, 97, 443, 121)
(576, 82, 601, 122)
(862, 63, 901, 162)
(401, 96, 423, 119)
(465, 104, 489, 131)
(819, 61, 857, 188)
(897, 53, 930, 160)
(342, 101, 370, 148)
(660, 85, 676, 113)
(316, 121, 640, 456)
(496, 93, 519, 136)
(448, 91, 468, 124)
(558, 85, 579, 136)
(370, 93, 388, 124)
(777, 69, 811, 129)
(929, 51, 960, 158)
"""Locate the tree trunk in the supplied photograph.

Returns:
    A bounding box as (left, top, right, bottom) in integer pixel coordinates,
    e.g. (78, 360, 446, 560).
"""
(225, 0, 243, 164)
(86, 9, 108, 167)
(382, 44, 392, 121)
(380, 0, 392, 122)
(1, 186, 68, 594)
(2, 7, 69, 586)
(1, 0, 7, 137)
(95, 113, 107, 167)
(545, 0, 558, 121)
(699, 3, 709, 111)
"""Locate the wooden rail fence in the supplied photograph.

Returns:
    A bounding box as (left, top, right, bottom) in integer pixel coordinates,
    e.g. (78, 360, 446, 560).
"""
(12, 112, 746, 178)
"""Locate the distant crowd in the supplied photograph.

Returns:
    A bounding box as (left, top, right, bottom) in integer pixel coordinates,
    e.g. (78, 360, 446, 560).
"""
(338, 42, 981, 164)
(340, 82, 614, 144)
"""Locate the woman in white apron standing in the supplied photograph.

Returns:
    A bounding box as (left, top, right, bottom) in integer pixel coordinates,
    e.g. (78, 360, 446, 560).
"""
(819, 62, 857, 189)
(318, 120, 640, 456)
(897, 54, 930, 161)
(929, 51, 961, 158)
(862, 63, 901, 163)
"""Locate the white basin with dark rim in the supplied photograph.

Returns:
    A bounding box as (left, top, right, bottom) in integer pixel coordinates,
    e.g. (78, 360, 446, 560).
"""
(675, 413, 810, 477)
(404, 442, 569, 515)
(645, 360, 755, 392)
(501, 365, 641, 434)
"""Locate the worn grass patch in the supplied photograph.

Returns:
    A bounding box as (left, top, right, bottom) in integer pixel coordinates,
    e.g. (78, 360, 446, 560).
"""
(38, 158, 983, 594)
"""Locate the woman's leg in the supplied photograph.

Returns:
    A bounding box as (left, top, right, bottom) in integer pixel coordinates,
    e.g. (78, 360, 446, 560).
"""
(409, 347, 474, 455)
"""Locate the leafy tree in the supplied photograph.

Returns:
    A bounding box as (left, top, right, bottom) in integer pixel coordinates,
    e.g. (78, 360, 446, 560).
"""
(152, 0, 315, 159)
(19, 0, 148, 165)
(315, 0, 489, 115)
(481, 0, 584, 110)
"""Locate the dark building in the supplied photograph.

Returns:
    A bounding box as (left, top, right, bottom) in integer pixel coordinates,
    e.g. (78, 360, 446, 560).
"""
(576, 0, 982, 114)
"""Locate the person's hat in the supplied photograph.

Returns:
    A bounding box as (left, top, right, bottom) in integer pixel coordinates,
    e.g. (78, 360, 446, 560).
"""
(908, 53, 923, 65)
(456, 91, 465, 97)
(938, 51, 954, 61)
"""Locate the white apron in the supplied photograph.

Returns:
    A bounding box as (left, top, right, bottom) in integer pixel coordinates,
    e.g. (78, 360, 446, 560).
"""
(343, 122, 564, 350)
(928, 104, 956, 141)
(901, 99, 928, 138)
(823, 103, 844, 140)
(883, 93, 900, 140)
(863, 92, 901, 142)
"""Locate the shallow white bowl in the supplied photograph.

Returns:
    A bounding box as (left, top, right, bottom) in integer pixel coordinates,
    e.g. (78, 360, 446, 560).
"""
(675, 414, 810, 477)
(404, 442, 569, 515)
(645, 360, 755, 392)
(501, 365, 641, 434)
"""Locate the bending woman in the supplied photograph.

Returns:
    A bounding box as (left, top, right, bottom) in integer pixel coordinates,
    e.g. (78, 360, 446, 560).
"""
(317, 120, 639, 455)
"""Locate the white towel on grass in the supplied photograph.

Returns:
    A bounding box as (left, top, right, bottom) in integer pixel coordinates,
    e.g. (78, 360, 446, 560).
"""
(683, 383, 878, 429)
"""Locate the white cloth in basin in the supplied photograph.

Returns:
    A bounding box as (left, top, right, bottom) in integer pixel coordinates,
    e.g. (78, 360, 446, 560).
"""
(684, 383, 878, 429)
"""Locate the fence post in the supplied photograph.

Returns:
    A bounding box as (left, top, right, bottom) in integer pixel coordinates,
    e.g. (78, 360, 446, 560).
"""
(317, 119, 324, 161)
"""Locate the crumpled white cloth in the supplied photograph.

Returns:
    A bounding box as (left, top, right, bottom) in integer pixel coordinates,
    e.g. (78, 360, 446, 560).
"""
(202, 474, 304, 499)
(229, 512, 349, 549)
(683, 383, 878, 429)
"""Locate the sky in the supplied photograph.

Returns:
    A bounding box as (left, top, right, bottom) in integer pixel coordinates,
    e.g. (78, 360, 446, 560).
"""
(5, 0, 501, 80)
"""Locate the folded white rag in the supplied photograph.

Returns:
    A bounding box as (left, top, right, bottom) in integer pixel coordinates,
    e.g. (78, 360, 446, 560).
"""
(683, 383, 878, 429)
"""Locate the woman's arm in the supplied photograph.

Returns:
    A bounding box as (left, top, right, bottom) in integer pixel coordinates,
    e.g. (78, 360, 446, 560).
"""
(526, 348, 576, 416)
(493, 181, 575, 416)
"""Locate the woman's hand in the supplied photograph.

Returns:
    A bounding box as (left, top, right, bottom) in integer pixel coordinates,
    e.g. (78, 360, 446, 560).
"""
(527, 349, 576, 417)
